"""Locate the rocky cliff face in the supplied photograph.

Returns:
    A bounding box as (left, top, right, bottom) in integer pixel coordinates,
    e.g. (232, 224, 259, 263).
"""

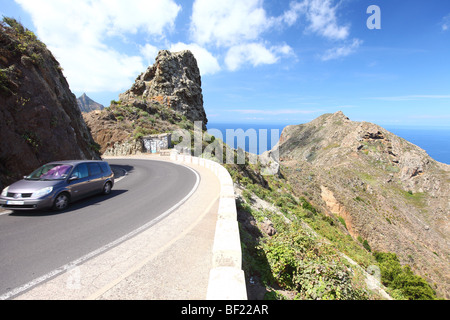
(119, 50, 207, 130)
(84, 49, 208, 155)
(274, 111, 450, 298)
(0, 19, 100, 189)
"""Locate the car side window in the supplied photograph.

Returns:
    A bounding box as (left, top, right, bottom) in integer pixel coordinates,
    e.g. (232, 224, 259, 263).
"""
(87, 163, 102, 176)
(73, 164, 89, 179)
(99, 162, 111, 174)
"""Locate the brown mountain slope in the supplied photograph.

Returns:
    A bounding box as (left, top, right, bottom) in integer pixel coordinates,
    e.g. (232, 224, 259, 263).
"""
(274, 111, 449, 298)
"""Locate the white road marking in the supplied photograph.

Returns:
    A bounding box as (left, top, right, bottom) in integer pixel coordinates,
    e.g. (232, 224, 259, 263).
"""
(0, 210, 12, 216)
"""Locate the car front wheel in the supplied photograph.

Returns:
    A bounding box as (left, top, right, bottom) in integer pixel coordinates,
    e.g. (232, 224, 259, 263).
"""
(102, 182, 112, 195)
(53, 193, 69, 211)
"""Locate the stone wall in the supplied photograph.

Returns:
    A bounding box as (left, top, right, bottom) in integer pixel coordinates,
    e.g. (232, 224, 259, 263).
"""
(142, 134, 172, 153)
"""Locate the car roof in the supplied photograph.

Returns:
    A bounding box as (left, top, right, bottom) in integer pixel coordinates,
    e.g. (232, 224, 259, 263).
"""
(46, 160, 107, 166)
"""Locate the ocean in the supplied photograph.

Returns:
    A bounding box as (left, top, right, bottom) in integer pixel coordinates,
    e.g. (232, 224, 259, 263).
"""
(207, 122, 450, 165)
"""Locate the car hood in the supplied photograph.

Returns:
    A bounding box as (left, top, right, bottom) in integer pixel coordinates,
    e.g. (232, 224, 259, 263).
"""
(6, 179, 64, 194)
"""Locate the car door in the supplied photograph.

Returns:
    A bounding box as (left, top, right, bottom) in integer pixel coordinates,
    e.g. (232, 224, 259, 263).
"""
(87, 163, 104, 194)
(68, 163, 90, 201)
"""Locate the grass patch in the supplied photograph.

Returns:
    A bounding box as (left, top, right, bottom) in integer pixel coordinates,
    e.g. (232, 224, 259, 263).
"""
(400, 190, 427, 209)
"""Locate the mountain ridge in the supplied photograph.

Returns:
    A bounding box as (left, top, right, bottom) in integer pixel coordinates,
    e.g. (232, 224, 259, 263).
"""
(273, 111, 449, 298)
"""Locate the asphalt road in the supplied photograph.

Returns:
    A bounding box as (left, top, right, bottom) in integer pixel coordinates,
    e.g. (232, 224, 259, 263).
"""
(0, 159, 198, 299)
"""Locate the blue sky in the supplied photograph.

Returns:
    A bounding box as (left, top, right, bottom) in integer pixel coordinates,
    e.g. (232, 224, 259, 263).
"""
(2, 0, 450, 128)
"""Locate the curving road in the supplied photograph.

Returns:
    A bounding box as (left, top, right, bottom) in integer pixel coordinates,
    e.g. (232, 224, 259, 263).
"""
(0, 159, 199, 299)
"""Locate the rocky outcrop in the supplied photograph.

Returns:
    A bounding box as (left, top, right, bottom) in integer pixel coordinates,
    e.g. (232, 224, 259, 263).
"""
(77, 93, 104, 113)
(0, 19, 100, 189)
(119, 50, 207, 130)
(275, 111, 450, 298)
(84, 49, 208, 156)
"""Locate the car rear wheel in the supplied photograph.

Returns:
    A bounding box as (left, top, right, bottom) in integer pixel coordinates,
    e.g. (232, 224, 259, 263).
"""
(53, 193, 69, 211)
(102, 182, 112, 195)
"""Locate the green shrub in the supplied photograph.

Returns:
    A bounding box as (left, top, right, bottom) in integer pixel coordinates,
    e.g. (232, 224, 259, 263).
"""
(300, 197, 318, 214)
(374, 252, 436, 300)
(362, 240, 371, 252)
(22, 131, 40, 151)
(132, 126, 150, 140)
(338, 217, 347, 229)
(261, 222, 368, 300)
(0, 69, 12, 95)
(242, 189, 252, 203)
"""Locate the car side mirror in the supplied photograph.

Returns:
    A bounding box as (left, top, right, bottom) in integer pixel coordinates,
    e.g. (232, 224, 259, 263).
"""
(69, 175, 78, 182)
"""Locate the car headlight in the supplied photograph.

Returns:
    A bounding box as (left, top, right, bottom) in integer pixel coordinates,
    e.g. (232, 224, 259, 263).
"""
(32, 187, 53, 198)
(1, 186, 9, 197)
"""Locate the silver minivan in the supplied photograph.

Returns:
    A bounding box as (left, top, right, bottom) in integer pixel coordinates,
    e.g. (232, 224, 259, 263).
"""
(0, 160, 115, 211)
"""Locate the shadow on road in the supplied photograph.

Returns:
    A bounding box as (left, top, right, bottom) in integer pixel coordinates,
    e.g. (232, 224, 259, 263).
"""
(110, 164, 135, 180)
(9, 189, 128, 217)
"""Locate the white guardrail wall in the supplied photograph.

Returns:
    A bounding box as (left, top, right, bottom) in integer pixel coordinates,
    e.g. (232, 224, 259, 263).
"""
(170, 150, 247, 300)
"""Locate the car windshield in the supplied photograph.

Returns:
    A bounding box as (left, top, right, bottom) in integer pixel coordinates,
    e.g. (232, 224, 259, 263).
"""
(26, 164, 73, 181)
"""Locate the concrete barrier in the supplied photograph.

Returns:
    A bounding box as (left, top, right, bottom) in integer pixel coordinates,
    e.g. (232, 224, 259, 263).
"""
(170, 150, 247, 300)
(206, 267, 247, 300)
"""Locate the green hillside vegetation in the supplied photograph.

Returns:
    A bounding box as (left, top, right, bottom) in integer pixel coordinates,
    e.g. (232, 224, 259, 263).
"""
(1, 17, 47, 96)
(107, 99, 194, 140)
(374, 252, 437, 300)
(225, 161, 438, 300)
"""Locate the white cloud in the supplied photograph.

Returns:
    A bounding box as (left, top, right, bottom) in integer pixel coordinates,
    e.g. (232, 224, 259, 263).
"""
(279, 1, 307, 26)
(14, 0, 181, 92)
(169, 42, 221, 76)
(321, 38, 362, 61)
(190, 0, 298, 71)
(225, 43, 293, 71)
(304, 0, 349, 40)
(190, 0, 272, 47)
(278, 0, 349, 40)
(14, 0, 361, 89)
(225, 43, 277, 71)
(53, 45, 144, 93)
(190, 0, 356, 71)
(442, 13, 450, 31)
(190, 0, 350, 43)
(100, 0, 181, 37)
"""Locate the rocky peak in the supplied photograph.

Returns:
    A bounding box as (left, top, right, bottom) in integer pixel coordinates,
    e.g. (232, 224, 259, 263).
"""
(119, 50, 207, 130)
(83, 50, 210, 156)
(77, 93, 104, 113)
